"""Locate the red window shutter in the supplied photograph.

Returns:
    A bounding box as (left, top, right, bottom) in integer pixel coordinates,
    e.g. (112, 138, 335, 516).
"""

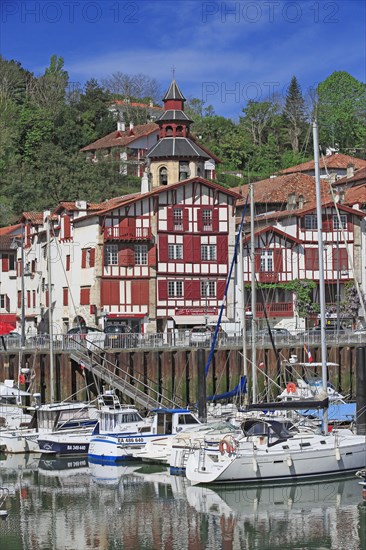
(183, 208, 189, 231)
(191, 280, 200, 299)
(66, 255, 70, 271)
(17, 260, 22, 277)
(274, 249, 283, 272)
(197, 209, 203, 232)
(158, 280, 167, 300)
(27, 291, 30, 308)
(101, 280, 120, 306)
(17, 291, 21, 308)
(192, 236, 201, 263)
(212, 208, 219, 232)
(63, 215, 71, 239)
(131, 280, 149, 306)
(80, 287, 90, 305)
(63, 287, 68, 306)
(183, 235, 192, 260)
(167, 209, 174, 231)
(2, 255, 9, 272)
(90, 248, 96, 268)
(159, 235, 168, 261)
(119, 246, 134, 266)
(217, 235, 227, 263)
(217, 280, 226, 300)
(6, 295, 10, 312)
(46, 290, 49, 308)
(32, 290, 36, 308)
(305, 248, 319, 270)
(185, 280, 193, 299)
(340, 248, 348, 271)
(255, 250, 261, 272)
(148, 245, 156, 266)
(322, 216, 332, 232)
(81, 249, 87, 268)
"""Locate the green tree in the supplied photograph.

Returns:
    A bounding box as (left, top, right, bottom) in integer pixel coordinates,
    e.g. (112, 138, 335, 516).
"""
(317, 71, 366, 153)
(283, 76, 308, 153)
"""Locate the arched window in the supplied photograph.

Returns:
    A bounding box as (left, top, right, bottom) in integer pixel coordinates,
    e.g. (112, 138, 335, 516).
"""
(159, 167, 168, 185)
(165, 126, 173, 136)
(176, 125, 183, 136)
(179, 161, 189, 181)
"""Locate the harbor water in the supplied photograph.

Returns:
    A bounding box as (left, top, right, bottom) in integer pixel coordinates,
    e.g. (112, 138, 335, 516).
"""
(0, 454, 366, 550)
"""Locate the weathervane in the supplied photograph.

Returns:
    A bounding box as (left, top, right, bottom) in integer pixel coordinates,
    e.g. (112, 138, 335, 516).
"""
(171, 66, 176, 79)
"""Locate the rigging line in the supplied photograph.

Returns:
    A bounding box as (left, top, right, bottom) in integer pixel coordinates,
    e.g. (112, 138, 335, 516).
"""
(321, 152, 366, 320)
(205, 194, 249, 377)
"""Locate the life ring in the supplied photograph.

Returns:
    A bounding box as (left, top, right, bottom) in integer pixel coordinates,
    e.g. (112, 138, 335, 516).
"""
(286, 382, 297, 394)
(219, 438, 236, 455)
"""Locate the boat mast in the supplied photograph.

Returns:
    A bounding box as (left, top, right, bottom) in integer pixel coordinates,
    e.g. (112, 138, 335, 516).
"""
(250, 183, 257, 403)
(46, 216, 55, 403)
(239, 225, 247, 402)
(313, 120, 328, 434)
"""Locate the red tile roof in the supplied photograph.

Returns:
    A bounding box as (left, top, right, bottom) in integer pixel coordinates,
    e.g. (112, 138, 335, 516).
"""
(335, 166, 366, 187)
(0, 223, 21, 236)
(113, 100, 163, 111)
(21, 212, 44, 224)
(234, 173, 328, 206)
(279, 153, 366, 174)
(80, 123, 159, 152)
(344, 183, 366, 206)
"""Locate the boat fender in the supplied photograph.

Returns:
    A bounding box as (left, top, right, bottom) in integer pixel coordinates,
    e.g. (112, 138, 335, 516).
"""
(286, 382, 296, 394)
(286, 455, 293, 467)
(18, 374, 26, 385)
(335, 447, 341, 461)
(219, 439, 236, 455)
(252, 457, 258, 472)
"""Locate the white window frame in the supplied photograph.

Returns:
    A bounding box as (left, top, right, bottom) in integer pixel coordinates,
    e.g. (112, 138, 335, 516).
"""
(173, 209, 183, 231)
(0, 294, 5, 309)
(135, 244, 148, 265)
(260, 250, 273, 272)
(333, 214, 347, 230)
(304, 215, 317, 230)
(168, 243, 183, 260)
(201, 244, 216, 261)
(202, 209, 213, 232)
(201, 281, 216, 298)
(168, 281, 183, 298)
(105, 244, 118, 265)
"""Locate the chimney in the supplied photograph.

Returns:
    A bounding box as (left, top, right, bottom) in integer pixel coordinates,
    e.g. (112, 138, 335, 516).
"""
(117, 121, 125, 132)
(329, 171, 337, 184)
(129, 122, 134, 131)
(141, 171, 149, 194)
(347, 163, 355, 179)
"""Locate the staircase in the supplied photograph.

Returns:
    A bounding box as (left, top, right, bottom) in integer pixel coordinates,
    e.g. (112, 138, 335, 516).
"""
(69, 345, 185, 410)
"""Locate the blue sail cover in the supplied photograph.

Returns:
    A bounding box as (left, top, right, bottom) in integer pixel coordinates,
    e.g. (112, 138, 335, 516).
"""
(207, 376, 247, 402)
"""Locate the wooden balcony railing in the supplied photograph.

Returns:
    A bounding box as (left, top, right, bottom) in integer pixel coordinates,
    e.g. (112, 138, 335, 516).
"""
(256, 302, 293, 318)
(257, 272, 279, 283)
(104, 227, 153, 241)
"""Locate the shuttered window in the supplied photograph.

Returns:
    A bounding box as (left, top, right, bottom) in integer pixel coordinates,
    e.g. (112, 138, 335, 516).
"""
(80, 287, 90, 305)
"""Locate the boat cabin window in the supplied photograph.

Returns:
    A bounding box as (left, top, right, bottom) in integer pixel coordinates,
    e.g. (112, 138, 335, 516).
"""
(0, 396, 17, 405)
(177, 414, 199, 425)
(119, 412, 143, 423)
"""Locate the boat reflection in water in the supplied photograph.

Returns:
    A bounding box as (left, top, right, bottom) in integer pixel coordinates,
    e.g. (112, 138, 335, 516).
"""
(0, 453, 365, 550)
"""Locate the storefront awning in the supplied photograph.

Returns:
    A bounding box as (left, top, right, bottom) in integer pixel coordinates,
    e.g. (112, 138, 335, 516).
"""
(172, 315, 229, 326)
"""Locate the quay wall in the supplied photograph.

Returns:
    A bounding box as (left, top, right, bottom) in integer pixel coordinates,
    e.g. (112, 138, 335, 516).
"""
(0, 344, 358, 405)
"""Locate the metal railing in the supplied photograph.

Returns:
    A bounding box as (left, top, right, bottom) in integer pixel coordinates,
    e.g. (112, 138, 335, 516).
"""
(2, 329, 366, 352)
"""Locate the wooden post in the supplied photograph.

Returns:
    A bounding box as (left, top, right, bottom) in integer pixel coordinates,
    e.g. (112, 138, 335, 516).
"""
(197, 348, 207, 423)
(356, 346, 366, 435)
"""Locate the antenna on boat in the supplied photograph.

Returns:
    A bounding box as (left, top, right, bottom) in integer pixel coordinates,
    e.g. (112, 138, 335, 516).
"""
(313, 119, 328, 434)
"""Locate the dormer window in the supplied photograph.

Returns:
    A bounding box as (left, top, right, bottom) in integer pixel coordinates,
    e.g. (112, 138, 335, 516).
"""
(159, 167, 168, 185)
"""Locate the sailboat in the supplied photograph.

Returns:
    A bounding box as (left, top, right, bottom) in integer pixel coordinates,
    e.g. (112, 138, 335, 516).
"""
(185, 121, 366, 485)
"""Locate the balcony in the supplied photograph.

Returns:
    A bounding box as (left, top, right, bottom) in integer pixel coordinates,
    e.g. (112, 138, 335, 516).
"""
(257, 272, 279, 283)
(104, 227, 153, 241)
(256, 302, 294, 318)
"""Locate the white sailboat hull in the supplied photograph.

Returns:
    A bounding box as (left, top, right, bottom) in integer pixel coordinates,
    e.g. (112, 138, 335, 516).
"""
(186, 431, 366, 485)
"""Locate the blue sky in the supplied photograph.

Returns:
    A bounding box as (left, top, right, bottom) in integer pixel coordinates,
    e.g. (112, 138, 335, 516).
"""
(1, 0, 365, 119)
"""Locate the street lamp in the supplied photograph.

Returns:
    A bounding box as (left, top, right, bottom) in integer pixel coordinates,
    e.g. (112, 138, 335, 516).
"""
(10, 224, 31, 347)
